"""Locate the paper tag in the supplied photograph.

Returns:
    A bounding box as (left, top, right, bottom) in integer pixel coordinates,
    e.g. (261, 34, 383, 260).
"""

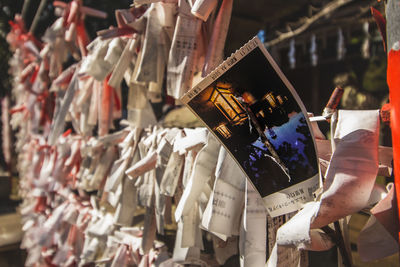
(104, 156, 129, 193)
(173, 128, 208, 155)
(312, 110, 380, 228)
(108, 38, 138, 88)
(167, 0, 202, 98)
(107, 182, 123, 208)
(272, 202, 333, 251)
(191, 0, 218, 21)
(88, 79, 100, 126)
(126, 149, 157, 179)
(172, 221, 201, 262)
(98, 129, 129, 146)
(156, 137, 174, 184)
(138, 169, 155, 207)
(181, 202, 199, 248)
(266, 110, 380, 266)
(110, 244, 129, 267)
(48, 72, 79, 145)
(267, 212, 310, 267)
(239, 180, 266, 267)
(201, 0, 232, 76)
(175, 133, 220, 220)
(154, 176, 166, 235)
(88, 146, 117, 191)
(127, 103, 158, 128)
(135, 4, 163, 83)
(202, 179, 244, 237)
(115, 176, 138, 226)
(141, 207, 157, 254)
(160, 151, 184, 196)
(80, 237, 100, 264)
(80, 37, 113, 81)
(87, 213, 115, 237)
(104, 37, 124, 66)
(215, 147, 246, 191)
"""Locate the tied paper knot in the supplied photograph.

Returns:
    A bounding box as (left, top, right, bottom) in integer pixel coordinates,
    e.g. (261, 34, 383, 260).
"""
(267, 110, 380, 266)
(312, 110, 379, 229)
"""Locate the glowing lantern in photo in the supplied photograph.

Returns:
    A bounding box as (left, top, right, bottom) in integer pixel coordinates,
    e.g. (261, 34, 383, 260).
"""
(276, 95, 284, 105)
(263, 92, 277, 108)
(209, 82, 247, 125)
(214, 123, 232, 139)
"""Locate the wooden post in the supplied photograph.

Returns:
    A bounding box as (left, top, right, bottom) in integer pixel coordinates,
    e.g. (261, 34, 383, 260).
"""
(29, 0, 47, 35)
(21, 0, 32, 22)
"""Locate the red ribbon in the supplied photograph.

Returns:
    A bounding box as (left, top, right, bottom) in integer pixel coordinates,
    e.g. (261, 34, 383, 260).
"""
(387, 48, 400, 242)
(34, 196, 47, 213)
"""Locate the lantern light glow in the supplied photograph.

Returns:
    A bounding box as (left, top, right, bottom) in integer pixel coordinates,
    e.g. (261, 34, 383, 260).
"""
(214, 123, 232, 139)
(209, 82, 247, 125)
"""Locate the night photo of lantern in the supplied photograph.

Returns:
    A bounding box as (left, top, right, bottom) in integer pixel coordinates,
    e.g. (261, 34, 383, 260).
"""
(186, 45, 319, 197)
(209, 82, 247, 126)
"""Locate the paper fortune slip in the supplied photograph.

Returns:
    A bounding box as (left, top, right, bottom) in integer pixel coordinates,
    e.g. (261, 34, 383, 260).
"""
(181, 36, 320, 216)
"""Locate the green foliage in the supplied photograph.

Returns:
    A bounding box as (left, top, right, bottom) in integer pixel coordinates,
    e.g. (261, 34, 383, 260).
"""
(362, 56, 388, 94)
(350, 36, 361, 44)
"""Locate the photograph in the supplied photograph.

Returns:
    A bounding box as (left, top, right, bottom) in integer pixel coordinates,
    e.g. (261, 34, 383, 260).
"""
(187, 46, 319, 197)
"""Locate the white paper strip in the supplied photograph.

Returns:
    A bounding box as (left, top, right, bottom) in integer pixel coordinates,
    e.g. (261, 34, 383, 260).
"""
(167, 0, 202, 99)
(175, 133, 220, 220)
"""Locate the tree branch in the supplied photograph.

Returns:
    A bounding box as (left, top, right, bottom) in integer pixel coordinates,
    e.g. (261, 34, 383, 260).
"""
(266, 0, 353, 47)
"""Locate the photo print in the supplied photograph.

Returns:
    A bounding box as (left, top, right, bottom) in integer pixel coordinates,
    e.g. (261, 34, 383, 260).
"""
(182, 37, 320, 216)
